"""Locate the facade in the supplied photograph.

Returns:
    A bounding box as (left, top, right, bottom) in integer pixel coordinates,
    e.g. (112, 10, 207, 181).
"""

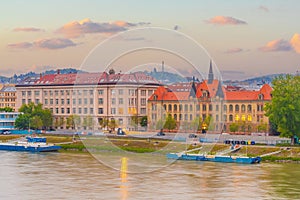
(148, 64, 272, 134)
(0, 112, 21, 131)
(15, 71, 160, 131)
(0, 84, 17, 111)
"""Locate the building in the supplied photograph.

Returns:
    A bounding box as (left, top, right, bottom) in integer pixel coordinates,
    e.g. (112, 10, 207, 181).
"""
(0, 112, 21, 132)
(0, 84, 17, 111)
(148, 63, 272, 134)
(15, 71, 160, 131)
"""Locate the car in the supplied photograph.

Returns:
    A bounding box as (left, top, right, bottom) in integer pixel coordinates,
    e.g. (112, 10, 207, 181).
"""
(188, 134, 197, 138)
(117, 128, 126, 135)
(3, 131, 11, 135)
(157, 130, 165, 136)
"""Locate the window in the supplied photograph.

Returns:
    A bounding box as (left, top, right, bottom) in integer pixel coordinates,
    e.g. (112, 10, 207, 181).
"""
(89, 90, 93, 95)
(184, 114, 188, 121)
(235, 105, 239, 112)
(55, 99, 59, 104)
(247, 115, 252, 121)
(119, 118, 123, 125)
(141, 98, 146, 106)
(84, 98, 88, 105)
(90, 98, 93, 104)
(216, 114, 219, 122)
(184, 104, 188, 112)
(196, 104, 200, 111)
(163, 104, 167, 110)
(119, 108, 124, 114)
(209, 104, 213, 111)
(119, 98, 123, 104)
(60, 90, 64, 95)
(84, 108, 88, 114)
(190, 114, 193, 121)
(27, 91, 32, 96)
(72, 108, 76, 114)
(190, 105, 193, 111)
(22, 99, 26, 104)
(50, 99, 53, 105)
(241, 115, 246, 121)
(224, 105, 227, 112)
(202, 104, 207, 111)
(98, 108, 103, 114)
(247, 105, 252, 112)
(66, 90, 70, 96)
(111, 89, 116, 95)
(98, 90, 104, 95)
(174, 104, 178, 111)
(241, 104, 246, 112)
(179, 114, 182, 120)
(118, 89, 123, 95)
(22, 91, 26, 96)
(67, 108, 70, 114)
(67, 99, 70, 105)
(229, 105, 233, 112)
(35, 99, 40, 104)
(83, 90, 87, 96)
(34, 91, 40, 96)
(61, 99, 64, 105)
(73, 99, 76, 105)
(98, 98, 103, 105)
(49, 91, 53, 96)
(174, 114, 177, 120)
(179, 105, 182, 111)
(90, 108, 93, 114)
(111, 108, 116, 114)
(112, 98, 116, 105)
(56, 108, 59, 114)
(55, 90, 58, 96)
(141, 90, 146, 96)
(78, 108, 82, 114)
(235, 114, 239, 121)
(61, 108, 64, 114)
(229, 114, 233, 122)
(216, 105, 219, 112)
(44, 99, 48, 105)
(258, 94, 264, 100)
(140, 108, 146, 114)
(78, 99, 82, 105)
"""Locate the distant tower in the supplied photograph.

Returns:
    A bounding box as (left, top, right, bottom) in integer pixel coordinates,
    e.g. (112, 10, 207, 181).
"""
(208, 60, 214, 84)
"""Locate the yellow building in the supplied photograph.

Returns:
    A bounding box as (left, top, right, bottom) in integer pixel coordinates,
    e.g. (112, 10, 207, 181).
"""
(0, 84, 17, 111)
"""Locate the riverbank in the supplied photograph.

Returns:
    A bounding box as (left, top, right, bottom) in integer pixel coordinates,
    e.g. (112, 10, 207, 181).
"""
(1, 134, 300, 163)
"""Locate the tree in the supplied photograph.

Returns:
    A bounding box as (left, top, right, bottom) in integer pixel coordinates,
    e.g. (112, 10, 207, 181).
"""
(265, 74, 300, 144)
(257, 121, 268, 133)
(163, 114, 177, 132)
(0, 107, 14, 112)
(140, 116, 148, 127)
(108, 119, 117, 131)
(229, 123, 239, 133)
(15, 114, 30, 129)
(99, 118, 108, 130)
(30, 116, 43, 130)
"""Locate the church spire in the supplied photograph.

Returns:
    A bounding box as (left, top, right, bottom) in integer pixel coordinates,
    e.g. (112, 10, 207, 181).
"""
(208, 60, 214, 84)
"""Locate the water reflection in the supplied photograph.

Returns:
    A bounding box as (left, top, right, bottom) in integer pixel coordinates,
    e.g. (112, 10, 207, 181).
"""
(0, 151, 300, 199)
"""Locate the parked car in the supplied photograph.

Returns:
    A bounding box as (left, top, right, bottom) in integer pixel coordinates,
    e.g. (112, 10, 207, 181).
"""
(157, 129, 165, 136)
(117, 128, 126, 135)
(188, 134, 197, 138)
(2, 131, 11, 135)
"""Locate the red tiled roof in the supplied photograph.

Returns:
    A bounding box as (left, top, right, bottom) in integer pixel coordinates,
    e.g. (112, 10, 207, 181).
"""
(224, 84, 272, 101)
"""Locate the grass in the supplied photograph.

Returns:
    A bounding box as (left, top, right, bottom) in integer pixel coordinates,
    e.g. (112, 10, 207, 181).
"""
(0, 135, 22, 142)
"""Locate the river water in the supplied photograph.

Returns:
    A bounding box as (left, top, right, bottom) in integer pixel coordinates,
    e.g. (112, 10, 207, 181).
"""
(0, 151, 300, 200)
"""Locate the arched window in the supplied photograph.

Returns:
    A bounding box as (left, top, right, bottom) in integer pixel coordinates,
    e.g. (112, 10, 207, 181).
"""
(235, 104, 239, 112)
(184, 114, 188, 121)
(168, 104, 172, 112)
(184, 104, 188, 111)
(179, 114, 182, 120)
(241, 104, 246, 112)
(229, 114, 233, 122)
(258, 94, 264, 100)
(247, 105, 252, 112)
(247, 115, 252, 121)
(179, 104, 182, 111)
(174, 104, 177, 111)
(174, 114, 177, 120)
(190, 105, 193, 111)
(235, 114, 239, 121)
(229, 104, 233, 112)
(190, 114, 193, 121)
(224, 105, 227, 112)
(163, 104, 166, 111)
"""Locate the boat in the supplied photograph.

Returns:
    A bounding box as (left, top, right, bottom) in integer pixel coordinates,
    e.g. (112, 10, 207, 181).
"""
(167, 145, 261, 164)
(0, 136, 61, 152)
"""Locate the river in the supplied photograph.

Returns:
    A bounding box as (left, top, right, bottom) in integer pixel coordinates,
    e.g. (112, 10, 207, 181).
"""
(0, 151, 299, 200)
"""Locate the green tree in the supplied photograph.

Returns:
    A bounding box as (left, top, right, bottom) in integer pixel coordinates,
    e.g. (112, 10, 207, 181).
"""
(15, 114, 30, 129)
(140, 116, 148, 127)
(99, 118, 108, 130)
(229, 123, 239, 133)
(163, 114, 177, 131)
(0, 107, 14, 112)
(257, 121, 268, 133)
(30, 116, 43, 130)
(108, 119, 117, 131)
(265, 74, 300, 144)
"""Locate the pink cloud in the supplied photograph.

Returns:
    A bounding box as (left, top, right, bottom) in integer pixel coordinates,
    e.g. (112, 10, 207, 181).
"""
(206, 16, 247, 25)
(290, 33, 300, 53)
(259, 39, 292, 52)
(56, 18, 150, 38)
(7, 38, 77, 50)
(13, 27, 44, 32)
(259, 5, 269, 12)
(224, 48, 244, 54)
(7, 42, 33, 49)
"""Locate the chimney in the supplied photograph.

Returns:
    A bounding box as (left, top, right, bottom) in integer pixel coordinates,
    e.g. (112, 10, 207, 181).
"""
(57, 69, 60, 74)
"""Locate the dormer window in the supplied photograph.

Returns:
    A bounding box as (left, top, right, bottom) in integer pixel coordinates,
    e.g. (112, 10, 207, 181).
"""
(153, 95, 158, 100)
(258, 94, 264, 100)
(203, 91, 207, 97)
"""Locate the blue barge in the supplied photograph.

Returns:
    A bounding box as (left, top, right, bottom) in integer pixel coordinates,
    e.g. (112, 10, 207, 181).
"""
(0, 136, 61, 152)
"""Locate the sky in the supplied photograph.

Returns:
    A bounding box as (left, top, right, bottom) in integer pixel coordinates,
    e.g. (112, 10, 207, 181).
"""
(0, 0, 299, 80)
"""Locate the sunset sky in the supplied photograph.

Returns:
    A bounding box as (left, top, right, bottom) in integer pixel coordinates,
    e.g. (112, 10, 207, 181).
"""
(1, 0, 299, 80)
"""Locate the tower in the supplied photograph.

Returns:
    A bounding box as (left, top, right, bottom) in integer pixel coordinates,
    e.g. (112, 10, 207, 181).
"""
(208, 60, 214, 84)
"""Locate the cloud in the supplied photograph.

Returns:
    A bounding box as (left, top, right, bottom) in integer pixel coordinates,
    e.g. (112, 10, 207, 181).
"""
(56, 18, 150, 38)
(290, 33, 300, 53)
(13, 27, 44, 32)
(259, 5, 269, 12)
(224, 48, 245, 54)
(7, 42, 33, 49)
(259, 39, 292, 52)
(7, 38, 77, 50)
(206, 16, 247, 25)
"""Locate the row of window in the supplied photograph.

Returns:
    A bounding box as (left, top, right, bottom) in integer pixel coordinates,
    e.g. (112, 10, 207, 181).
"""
(152, 104, 264, 113)
(49, 107, 147, 115)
